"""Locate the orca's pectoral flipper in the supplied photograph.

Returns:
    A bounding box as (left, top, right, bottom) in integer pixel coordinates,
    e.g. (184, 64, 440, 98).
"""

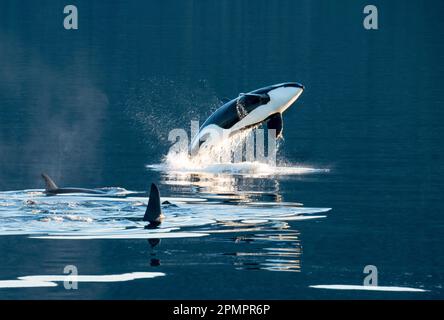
(144, 183, 164, 228)
(267, 113, 283, 138)
(41, 173, 58, 192)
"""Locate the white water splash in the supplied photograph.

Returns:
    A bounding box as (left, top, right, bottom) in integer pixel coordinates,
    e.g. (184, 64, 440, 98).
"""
(148, 127, 329, 177)
(149, 160, 327, 176)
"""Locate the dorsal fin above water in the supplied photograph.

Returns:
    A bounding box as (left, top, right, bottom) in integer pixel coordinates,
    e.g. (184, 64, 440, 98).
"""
(144, 183, 163, 226)
(41, 173, 58, 191)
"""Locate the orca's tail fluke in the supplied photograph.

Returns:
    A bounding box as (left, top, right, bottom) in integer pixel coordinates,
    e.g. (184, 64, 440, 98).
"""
(41, 173, 58, 192)
(144, 183, 163, 228)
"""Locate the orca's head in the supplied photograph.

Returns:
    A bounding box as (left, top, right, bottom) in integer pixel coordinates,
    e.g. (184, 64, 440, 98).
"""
(190, 82, 304, 155)
(256, 82, 305, 113)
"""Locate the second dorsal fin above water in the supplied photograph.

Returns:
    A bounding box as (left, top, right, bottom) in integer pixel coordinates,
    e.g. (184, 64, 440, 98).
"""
(41, 173, 58, 191)
(144, 183, 163, 227)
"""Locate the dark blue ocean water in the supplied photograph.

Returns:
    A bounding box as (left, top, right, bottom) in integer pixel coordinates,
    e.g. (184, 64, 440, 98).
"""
(0, 0, 443, 299)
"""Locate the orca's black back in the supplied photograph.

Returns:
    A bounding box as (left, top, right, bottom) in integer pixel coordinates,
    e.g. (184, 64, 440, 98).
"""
(144, 183, 162, 222)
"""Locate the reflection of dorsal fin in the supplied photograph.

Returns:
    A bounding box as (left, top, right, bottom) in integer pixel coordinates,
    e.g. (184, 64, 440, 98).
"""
(144, 183, 163, 226)
(221, 97, 231, 104)
(267, 113, 283, 138)
(41, 173, 58, 191)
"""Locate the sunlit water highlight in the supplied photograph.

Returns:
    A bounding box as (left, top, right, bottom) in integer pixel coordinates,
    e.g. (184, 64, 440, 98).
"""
(0, 189, 331, 238)
(310, 285, 427, 292)
(0, 272, 166, 289)
(0, 187, 330, 278)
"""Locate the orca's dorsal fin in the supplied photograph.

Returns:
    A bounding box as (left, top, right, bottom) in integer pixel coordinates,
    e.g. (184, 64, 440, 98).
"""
(144, 183, 163, 226)
(41, 173, 58, 191)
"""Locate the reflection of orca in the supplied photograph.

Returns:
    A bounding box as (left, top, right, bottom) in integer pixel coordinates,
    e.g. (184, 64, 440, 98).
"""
(148, 238, 161, 248)
(190, 82, 304, 154)
(41, 173, 107, 195)
(150, 258, 161, 267)
(144, 183, 165, 229)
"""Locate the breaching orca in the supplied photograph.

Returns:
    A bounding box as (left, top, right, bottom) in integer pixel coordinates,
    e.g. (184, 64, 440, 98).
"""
(41, 173, 107, 195)
(190, 82, 304, 154)
(143, 183, 165, 228)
